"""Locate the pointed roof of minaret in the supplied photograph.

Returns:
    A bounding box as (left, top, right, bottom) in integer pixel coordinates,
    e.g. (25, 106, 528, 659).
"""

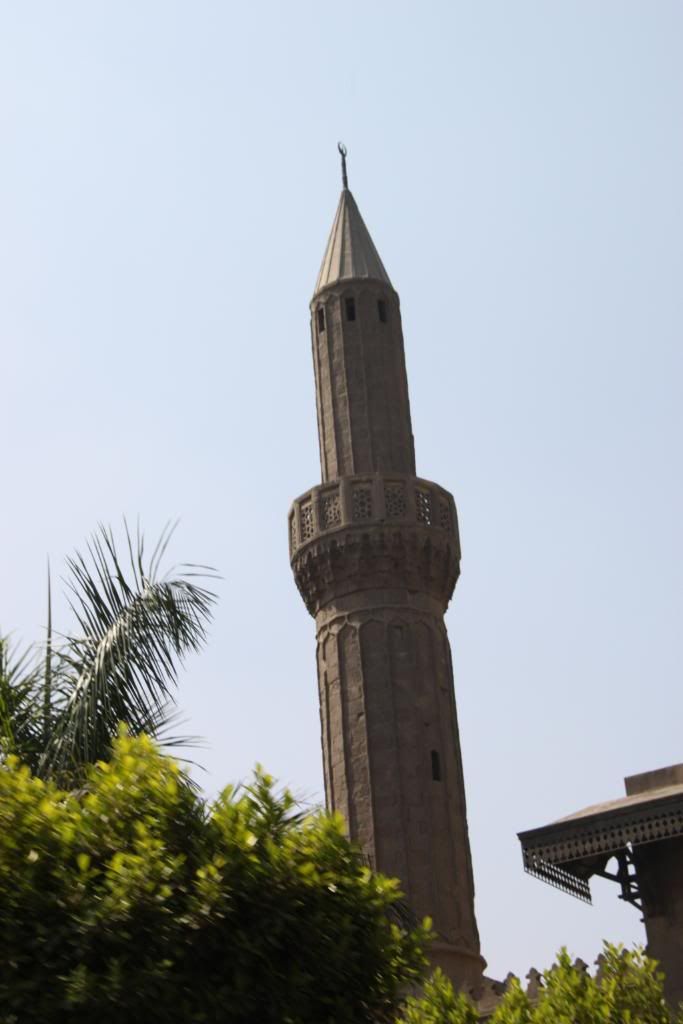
(314, 144, 392, 297)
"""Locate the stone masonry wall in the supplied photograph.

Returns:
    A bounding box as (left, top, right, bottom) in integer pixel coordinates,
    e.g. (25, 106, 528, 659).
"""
(311, 283, 415, 482)
(315, 600, 480, 957)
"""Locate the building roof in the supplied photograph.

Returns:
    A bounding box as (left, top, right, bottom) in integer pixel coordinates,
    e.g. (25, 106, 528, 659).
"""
(553, 780, 683, 825)
(314, 189, 392, 297)
(518, 764, 683, 903)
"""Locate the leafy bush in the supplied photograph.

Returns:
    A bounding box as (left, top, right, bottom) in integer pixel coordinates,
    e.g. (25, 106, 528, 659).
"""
(0, 731, 428, 1023)
(401, 969, 479, 1024)
(401, 946, 677, 1024)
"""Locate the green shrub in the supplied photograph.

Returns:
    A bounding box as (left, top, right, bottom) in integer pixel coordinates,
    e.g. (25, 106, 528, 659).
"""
(401, 969, 479, 1024)
(0, 731, 429, 1023)
(402, 945, 676, 1024)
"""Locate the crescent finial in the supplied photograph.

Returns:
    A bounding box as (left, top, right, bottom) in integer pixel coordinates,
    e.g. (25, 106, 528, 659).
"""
(337, 141, 348, 189)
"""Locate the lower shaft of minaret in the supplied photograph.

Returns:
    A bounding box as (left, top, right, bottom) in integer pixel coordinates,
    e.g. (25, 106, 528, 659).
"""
(315, 592, 482, 981)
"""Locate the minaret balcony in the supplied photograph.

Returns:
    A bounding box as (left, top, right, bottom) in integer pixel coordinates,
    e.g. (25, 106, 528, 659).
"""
(289, 474, 461, 615)
(289, 473, 458, 560)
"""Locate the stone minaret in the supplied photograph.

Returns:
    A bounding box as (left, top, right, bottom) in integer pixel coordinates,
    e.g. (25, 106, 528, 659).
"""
(289, 148, 484, 989)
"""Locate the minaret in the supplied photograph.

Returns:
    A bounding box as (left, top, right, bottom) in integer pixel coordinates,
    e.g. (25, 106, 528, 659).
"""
(289, 146, 484, 989)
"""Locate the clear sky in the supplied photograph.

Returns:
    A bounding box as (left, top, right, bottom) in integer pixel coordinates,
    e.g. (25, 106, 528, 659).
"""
(1, 0, 682, 981)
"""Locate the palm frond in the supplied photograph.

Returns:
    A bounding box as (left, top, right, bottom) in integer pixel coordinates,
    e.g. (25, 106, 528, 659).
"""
(0, 634, 44, 769)
(123, 702, 207, 791)
(39, 522, 217, 779)
(135, 701, 207, 756)
(43, 560, 53, 746)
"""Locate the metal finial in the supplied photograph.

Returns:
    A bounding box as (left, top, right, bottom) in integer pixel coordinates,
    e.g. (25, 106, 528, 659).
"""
(338, 141, 348, 189)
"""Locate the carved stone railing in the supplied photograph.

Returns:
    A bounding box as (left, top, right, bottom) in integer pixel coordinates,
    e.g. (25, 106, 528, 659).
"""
(476, 956, 612, 1019)
(288, 472, 459, 560)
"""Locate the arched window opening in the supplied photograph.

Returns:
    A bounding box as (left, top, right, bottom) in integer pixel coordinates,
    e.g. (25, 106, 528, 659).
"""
(378, 299, 388, 323)
(345, 297, 356, 322)
(317, 307, 326, 333)
(431, 750, 441, 781)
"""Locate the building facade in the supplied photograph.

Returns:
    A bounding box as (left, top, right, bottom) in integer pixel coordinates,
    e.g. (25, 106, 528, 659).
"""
(519, 762, 683, 1006)
(289, 152, 484, 989)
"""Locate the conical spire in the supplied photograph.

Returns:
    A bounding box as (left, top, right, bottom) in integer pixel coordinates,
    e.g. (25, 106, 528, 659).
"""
(314, 148, 392, 296)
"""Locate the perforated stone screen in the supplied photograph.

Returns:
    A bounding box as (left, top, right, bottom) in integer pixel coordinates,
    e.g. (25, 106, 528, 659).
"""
(385, 483, 407, 519)
(416, 489, 432, 526)
(300, 503, 315, 542)
(322, 491, 341, 529)
(352, 487, 372, 521)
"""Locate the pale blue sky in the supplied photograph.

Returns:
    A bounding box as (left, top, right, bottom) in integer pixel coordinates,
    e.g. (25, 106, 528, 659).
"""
(1, 0, 682, 980)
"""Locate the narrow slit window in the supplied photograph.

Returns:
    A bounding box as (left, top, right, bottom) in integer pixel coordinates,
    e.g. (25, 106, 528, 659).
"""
(378, 299, 388, 323)
(345, 297, 356, 321)
(431, 750, 441, 781)
(317, 307, 326, 333)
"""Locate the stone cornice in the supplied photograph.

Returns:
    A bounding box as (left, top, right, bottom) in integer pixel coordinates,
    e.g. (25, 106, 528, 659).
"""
(292, 520, 459, 616)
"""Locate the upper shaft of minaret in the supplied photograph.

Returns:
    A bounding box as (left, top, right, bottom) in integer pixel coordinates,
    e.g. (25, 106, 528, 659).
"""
(310, 158, 416, 484)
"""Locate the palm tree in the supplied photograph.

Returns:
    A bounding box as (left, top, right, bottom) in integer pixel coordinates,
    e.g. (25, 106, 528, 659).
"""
(0, 637, 44, 770)
(0, 522, 216, 782)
